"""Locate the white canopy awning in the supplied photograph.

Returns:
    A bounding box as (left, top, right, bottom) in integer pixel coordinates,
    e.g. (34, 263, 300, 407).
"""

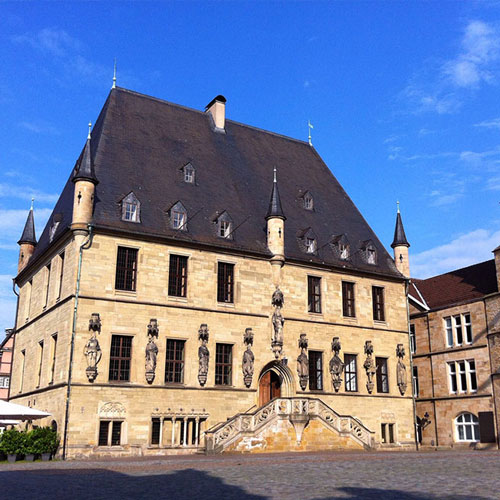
(0, 400, 51, 420)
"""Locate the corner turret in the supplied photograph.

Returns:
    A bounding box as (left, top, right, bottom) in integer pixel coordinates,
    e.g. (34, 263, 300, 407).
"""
(17, 200, 37, 273)
(71, 123, 98, 233)
(391, 202, 410, 277)
(266, 168, 286, 285)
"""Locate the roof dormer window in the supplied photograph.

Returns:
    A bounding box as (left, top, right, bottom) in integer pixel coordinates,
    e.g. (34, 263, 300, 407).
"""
(340, 243, 349, 260)
(306, 237, 317, 254)
(49, 213, 63, 242)
(361, 240, 377, 265)
(169, 201, 187, 231)
(298, 227, 318, 255)
(121, 192, 141, 223)
(214, 211, 233, 240)
(183, 163, 195, 184)
(303, 191, 314, 210)
(220, 220, 231, 238)
(331, 234, 350, 261)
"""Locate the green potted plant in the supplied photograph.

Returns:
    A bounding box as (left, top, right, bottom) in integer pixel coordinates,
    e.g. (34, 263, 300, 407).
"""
(23, 430, 36, 461)
(32, 427, 60, 461)
(0, 429, 24, 463)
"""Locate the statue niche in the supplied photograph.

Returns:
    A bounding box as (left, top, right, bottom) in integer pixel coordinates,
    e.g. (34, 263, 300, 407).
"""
(329, 337, 344, 392)
(242, 328, 255, 388)
(145, 319, 159, 384)
(198, 324, 210, 386)
(271, 286, 285, 359)
(396, 343, 407, 395)
(84, 313, 102, 382)
(297, 334, 309, 391)
(363, 340, 377, 394)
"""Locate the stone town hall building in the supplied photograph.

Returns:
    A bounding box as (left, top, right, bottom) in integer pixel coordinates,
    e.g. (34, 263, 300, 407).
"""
(9, 87, 415, 458)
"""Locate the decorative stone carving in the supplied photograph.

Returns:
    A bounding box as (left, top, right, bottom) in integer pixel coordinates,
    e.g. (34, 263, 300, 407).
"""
(99, 402, 126, 418)
(242, 328, 255, 388)
(297, 334, 309, 391)
(396, 343, 407, 395)
(198, 324, 210, 386)
(271, 286, 285, 359)
(145, 319, 159, 384)
(363, 340, 377, 394)
(329, 337, 345, 392)
(84, 313, 102, 382)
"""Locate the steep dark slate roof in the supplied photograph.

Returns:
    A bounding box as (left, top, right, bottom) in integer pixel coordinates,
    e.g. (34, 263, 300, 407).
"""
(27, 87, 402, 278)
(17, 208, 36, 245)
(391, 212, 409, 248)
(413, 260, 498, 310)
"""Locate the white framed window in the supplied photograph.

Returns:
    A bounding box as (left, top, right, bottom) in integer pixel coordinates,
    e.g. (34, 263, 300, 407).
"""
(444, 313, 473, 347)
(303, 192, 313, 210)
(124, 203, 138, 221)
(306, 237, 316, 254)
(0, 376, 9, 388)
(184, 164, 195, 183)
(448, 360, 477, 394)
(339, 243, 349, 260)
(409, 324, 416, 354)
(173, 210, 186, 230)
(121, 192, 141, 223)
(367, 248, 376, 265)
(412, 366, 419, 397)
(455, 413, 479, 442)
(219, 220, 231, 238)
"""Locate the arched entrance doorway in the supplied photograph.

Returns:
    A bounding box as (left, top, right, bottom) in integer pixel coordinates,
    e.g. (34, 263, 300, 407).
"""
(258, 361, 295, 407)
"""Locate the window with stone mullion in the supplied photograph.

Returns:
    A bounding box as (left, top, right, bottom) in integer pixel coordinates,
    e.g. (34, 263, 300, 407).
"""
(308, 276, 321, 313)
(168, 255, 188, 297)
(215, 343, 232, 385)
(109, 335, 132, 381)
(115, 247, 138, 291)
(165, 339, 185, 383)
(308, 351, 323, 390)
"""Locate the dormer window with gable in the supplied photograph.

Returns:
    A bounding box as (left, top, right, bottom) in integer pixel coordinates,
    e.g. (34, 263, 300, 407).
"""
(214, 211, 233, 240)
(298, 228, 317, 255)
(183, 163, 195, 184)
(331, 234, 350, 261)
(361, 240, 377, 265)
(121, 192, 141, 223)
(306, 237, 316, 254)
(169, 201, 187, 231)
(49, 213, 63, 242)
(303, 191, 314, 211)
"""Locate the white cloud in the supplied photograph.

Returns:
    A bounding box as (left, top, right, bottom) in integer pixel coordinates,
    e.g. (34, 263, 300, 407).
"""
(13, 28, 81, 57)
(474, 117, 500, 129)
(0, 207, 52, 248)
(0, 183, 59, 204)
(486, 176, 500, 190)
(412, 228, 500, 278)
(18, 120, 59, 135)
(0, 275, 17, 330)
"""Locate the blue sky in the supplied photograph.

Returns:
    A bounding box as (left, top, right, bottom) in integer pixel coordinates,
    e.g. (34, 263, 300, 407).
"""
(1, 1, 500, 331)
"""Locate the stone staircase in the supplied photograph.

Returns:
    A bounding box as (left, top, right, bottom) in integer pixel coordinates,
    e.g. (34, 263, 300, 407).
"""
(204, 397, 374, 454)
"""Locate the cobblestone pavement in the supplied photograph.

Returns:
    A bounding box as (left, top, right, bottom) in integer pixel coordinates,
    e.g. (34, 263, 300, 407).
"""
(1, 450, 499, 499)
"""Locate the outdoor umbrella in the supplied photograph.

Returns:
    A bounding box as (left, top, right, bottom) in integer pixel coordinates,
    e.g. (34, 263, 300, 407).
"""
(0, 400, 51, 421)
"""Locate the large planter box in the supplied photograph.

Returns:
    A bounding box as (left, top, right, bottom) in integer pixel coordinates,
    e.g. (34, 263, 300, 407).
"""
(25, 454, 35, 462)
(41, 453, 51, 461)
(7, 454, 16, 463)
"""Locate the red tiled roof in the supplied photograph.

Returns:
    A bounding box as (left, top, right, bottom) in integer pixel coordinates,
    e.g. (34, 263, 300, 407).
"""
(413, 259, 498, 310)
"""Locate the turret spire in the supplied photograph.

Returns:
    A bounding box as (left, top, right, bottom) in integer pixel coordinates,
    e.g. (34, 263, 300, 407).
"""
(73, 122, 98, 185)
(18, 201, 36, 246)
(391, 203, 409, 249)
(266, 167, 285, 220)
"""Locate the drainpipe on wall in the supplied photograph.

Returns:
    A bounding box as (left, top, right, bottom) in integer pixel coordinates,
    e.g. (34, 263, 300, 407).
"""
(62, 224, 94, 460)
(406, 278, 419, 451)
(7, 281, 20, 402)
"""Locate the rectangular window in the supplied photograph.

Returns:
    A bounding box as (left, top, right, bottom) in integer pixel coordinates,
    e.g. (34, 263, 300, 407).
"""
(464, 314, 472, 344)
(20, 350, 26, 392)
(98, 421, 122, 446)
(454, 315, 463, 345)
(98, 421, 109, 446)
(445, 313, 473, 347)
(0, 376, 9, 388)
(457, 360, 467, 393)
(445, 317, 453, 347)
(172, 210, 186, 230)
(308, 351, 323, 390)
(412, 366, 419, 397)
(449, 359, 477, 394)
(168, 255, 188, 297)
(217, 262, 234, 303)
(50, 334, 58, 384)
(124, 202, 138, 222)
(111, 421, 122, 446)
(151, 418, 161, 445)
(215, 343, 232, 385)
(109, 335, 132, 381)
(308, 276, 321, 313)
(342, 281, 355, 317)
(372, 286, 385, 321)
(344, 354, 358, 392)
(409, 324, 416, 354)
(115, 247, 138, 291)
(219, 220, 231, 238)
(44, 264, 51, 308)
(165, 339, 185, 383)
(381, 423, 395, 444)
(448, 362, 458, 393)
(26, 280, 33, 320)
(37, 340, 44, 387)
(376, 357, 389, 393)
(467, 360, 477, 392)
(57, 252, 65, 299)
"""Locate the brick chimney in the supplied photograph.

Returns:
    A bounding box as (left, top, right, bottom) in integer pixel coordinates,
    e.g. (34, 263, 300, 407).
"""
(205, 95, 226, 130)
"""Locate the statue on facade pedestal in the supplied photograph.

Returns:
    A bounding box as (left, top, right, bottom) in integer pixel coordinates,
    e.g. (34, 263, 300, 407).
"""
(242, 328, 255, 388)
(329, 337, 344, 392)
(271, 286, 285, 359)
(297, 334, 309, 391)
(363, 340, 377, 394)
(396, 343, 407, 395)
(84, 313, 102, 382)
(145, 319, 159, 384)
(198, 324, 210, 386)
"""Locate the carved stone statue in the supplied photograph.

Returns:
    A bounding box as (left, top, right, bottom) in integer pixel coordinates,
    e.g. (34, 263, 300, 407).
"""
(396, 343, 407, 395)
(85, 313, 102, 382)
(145, 319, 159, 383)
(297, 334, 309, 391)
(329, 337, 345, 392)
(242, 328, 255, 388)
(363, 340, 377, 394)
(198, 324, 210, 386)
(271, 287, 285, 359)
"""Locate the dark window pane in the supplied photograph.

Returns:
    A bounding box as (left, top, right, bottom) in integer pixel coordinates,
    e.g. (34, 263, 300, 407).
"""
(165, 339, 185, 383)
(168, 255, 188, 297)
(217, 263, 234, 303)
(215, 343, 232, 385)
(109, 335, 132, 381)
(111, 421, 122, 446)
(342, 282, 355, 317)
(309, 351, 323, 390)
(376, 357, 388, 393)
(372, 286, 385, 321)
(388, 423, 395, 443)
(151, 418, 161, 445)
(308, 276, 321, 313)
(98, 421, 109, 446)
(344, 354, 358, 392)
(115, 247, 138, 291)
(381, 423, 387, 443)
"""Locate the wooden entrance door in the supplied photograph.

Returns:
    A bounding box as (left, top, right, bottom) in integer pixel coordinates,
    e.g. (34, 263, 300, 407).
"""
(258, 371, 281, 407)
